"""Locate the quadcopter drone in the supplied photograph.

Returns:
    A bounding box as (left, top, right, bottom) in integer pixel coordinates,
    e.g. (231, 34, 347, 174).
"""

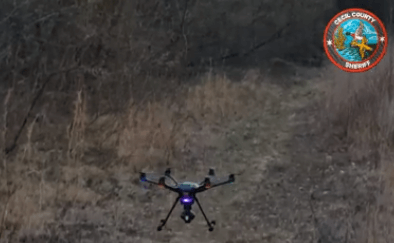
(140, 168, 235, 231)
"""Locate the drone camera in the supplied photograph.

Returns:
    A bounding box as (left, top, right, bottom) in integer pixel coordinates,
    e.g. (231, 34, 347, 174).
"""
(181, 210, 195, 223)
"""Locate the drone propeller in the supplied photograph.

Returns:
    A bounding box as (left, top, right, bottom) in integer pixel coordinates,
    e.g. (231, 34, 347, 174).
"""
(139, 172, 179, 193)
(165, 168, 171, 176)
(164, 168, 178, 185)
(195, 173, 235, 193)
(208, 168, 215, 176)
(229, 174, 235, 183)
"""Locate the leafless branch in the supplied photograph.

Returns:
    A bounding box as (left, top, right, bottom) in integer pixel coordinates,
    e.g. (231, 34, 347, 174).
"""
(5, 65, 81, 154)
(0, 0, 29, 25)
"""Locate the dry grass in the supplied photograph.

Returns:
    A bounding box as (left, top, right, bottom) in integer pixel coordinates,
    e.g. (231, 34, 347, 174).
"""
(0, 72, 269, 239)
(67, 75, 87, 165)
(1, 89, 13, 235)
(0, 77, 93, 237)
(320, 57, 394, 160)
(117, 73, 268, 171)
(186, 73, 263, 122)
(319, 45, 394, 241)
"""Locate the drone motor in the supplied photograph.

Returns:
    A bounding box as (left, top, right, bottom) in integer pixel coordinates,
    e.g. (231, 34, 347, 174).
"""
(204, 177, 211, 188)
(158, 177, 165, 188)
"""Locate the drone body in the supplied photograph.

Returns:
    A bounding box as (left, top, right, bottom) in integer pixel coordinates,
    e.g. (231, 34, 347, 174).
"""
(140, 168, 235, 231)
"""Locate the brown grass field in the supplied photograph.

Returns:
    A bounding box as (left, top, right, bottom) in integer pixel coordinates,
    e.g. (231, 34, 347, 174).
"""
(1, 1, 394, 242)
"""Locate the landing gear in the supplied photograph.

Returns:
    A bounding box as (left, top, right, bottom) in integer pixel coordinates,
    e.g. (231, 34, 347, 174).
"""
(209, 220, 215, 231)
(194, 196, 215, 231)
(157, 196, 180, 231)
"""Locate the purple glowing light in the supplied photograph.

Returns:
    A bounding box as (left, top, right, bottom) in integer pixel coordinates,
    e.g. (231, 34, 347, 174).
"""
(180, 195, 194, 205)
(182, 198, 192, 203)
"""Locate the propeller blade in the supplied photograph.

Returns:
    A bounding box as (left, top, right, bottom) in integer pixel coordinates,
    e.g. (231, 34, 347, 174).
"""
(208, 168, 215, 176)
(165, 168, 171, 176)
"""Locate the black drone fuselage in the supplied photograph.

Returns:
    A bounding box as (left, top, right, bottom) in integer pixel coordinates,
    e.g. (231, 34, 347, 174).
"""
(160, 183, 202, 224)
(140, 169, 234, 231)
(176, 182, 206, 223)
(179, 193, 196, 223)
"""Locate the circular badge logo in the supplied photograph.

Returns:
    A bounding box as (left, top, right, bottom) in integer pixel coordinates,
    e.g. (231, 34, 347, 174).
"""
(323, 8, 388, 72)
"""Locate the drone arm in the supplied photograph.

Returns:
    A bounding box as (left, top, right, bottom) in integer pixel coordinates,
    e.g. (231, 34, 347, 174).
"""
(140, 172, 179, 193)
(209, 179, 233, 188)
(163, 183, 180, 193)
(195, 174, 235, 193)
(140, 173, 160, 185)
(165, 174, 179, 185)
(164, 168, 179, 185)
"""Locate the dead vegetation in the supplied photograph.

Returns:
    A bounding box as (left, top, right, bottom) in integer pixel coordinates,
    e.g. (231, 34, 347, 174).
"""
(318, 46, 394, 242)
(320, 66, 394, 159)
(1, 0, 394, 242)
(0, 68, 271, 240)
(113, 73, 268, 173)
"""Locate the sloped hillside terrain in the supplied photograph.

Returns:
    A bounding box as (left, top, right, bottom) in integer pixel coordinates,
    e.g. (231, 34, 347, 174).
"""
(1, 0, 394, 242)
(6, 67, 393, 243)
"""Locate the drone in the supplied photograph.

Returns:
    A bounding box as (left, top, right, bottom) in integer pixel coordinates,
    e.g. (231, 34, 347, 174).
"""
(140, 168, 235, 231)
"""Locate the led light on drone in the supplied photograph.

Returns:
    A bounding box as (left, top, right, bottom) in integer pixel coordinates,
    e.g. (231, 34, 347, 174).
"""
(180, 195, 194, 205)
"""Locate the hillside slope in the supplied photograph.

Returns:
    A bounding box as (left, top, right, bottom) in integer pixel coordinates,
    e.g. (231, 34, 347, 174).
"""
(1, 67, 389, 243)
